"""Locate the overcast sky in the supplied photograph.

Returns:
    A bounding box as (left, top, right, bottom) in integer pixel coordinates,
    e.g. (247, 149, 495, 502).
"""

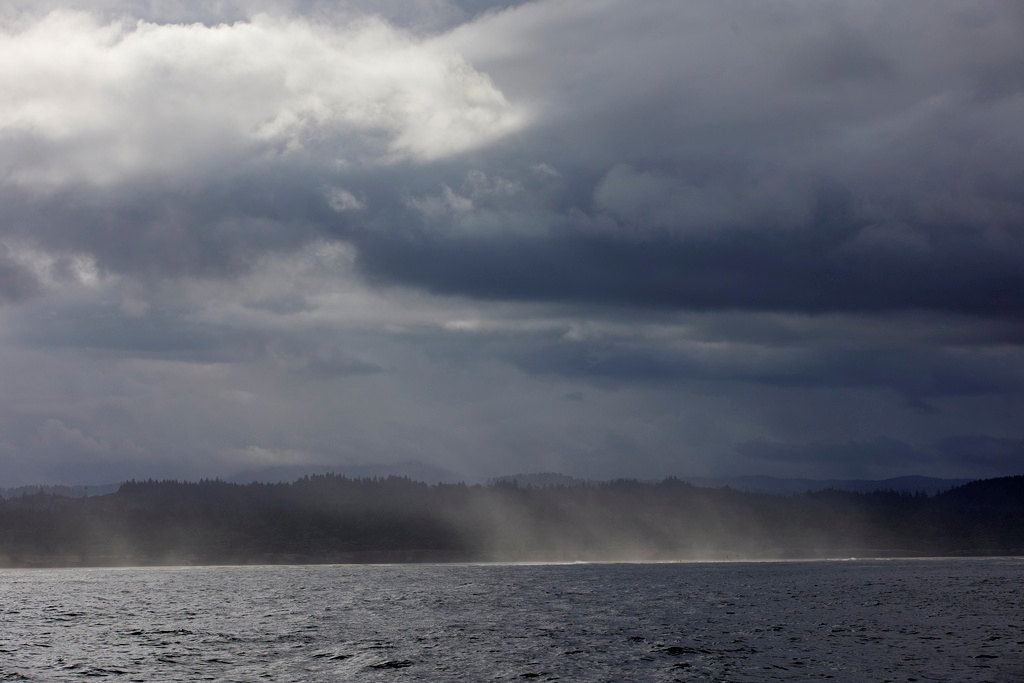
(0, 0, 1022, 485)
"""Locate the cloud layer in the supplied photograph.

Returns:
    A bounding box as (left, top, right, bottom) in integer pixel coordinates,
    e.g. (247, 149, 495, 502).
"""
(0, 0, 1021, 485)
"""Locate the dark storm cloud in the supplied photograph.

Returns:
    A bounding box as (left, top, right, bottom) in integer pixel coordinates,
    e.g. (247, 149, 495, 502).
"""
(351, 212, 1024, 316)
(425, 324, 1024, 403)
(519, 340, 1022, 399)
(340, 0, 1024, 318)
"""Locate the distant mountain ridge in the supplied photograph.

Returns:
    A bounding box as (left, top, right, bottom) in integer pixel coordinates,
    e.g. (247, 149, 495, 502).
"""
(0, 472, 977, 498)
(0, 484, 119, 500)
(0, 473, 974, 499)
(686, 475, 972, 495)
(491, 473, 971, 495)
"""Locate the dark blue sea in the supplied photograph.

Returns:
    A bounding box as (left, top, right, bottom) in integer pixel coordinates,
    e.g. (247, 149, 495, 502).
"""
(1, 558, 1022, 681)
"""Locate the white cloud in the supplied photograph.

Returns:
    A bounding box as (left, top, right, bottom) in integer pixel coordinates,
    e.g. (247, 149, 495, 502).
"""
(325, 186, 365, 212)
(0, 11, 525, 187)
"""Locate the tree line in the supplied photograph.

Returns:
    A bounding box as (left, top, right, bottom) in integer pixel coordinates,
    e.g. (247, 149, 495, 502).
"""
(0, 475, 1021, 567)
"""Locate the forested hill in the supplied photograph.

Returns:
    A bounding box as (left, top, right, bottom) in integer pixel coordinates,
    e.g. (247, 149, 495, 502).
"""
(0, 475, 1022, 567)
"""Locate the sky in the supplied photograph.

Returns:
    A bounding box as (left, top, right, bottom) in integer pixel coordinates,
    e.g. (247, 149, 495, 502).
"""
(0, 0, 1022, 486)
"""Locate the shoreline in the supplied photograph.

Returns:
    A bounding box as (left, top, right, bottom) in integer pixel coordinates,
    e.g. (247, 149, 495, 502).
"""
(2, 553, 1022, 571)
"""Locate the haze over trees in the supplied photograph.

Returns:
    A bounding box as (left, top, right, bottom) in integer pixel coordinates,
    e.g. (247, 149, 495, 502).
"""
(0, 475, 1021, 567)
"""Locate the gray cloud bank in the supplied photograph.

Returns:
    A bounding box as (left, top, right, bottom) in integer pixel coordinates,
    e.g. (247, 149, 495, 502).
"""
(0, 0, 1021, 485)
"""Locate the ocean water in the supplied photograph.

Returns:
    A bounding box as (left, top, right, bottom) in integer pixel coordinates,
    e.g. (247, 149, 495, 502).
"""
(1, 558, 1022, 681)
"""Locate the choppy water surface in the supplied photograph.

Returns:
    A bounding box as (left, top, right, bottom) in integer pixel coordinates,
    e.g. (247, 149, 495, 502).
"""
(1, 559, 1022, 681)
